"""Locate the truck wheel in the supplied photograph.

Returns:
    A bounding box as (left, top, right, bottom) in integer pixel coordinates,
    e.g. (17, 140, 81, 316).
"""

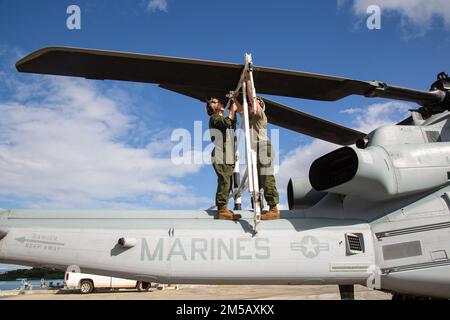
(80, 280, 94, 294)
(137, 281, 150, 292)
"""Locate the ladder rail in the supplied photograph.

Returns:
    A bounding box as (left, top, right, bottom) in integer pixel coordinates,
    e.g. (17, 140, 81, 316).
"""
(242, 77, 262, 231)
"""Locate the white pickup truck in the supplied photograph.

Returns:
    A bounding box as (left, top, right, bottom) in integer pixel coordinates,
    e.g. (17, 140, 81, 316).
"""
(65, 271, 151, 294)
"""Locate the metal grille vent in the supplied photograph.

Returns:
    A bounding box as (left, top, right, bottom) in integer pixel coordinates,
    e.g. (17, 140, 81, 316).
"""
(345, 233, 364, 255)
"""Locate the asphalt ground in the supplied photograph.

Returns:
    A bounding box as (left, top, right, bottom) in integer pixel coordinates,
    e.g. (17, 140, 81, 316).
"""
(0, 284, 391, 300)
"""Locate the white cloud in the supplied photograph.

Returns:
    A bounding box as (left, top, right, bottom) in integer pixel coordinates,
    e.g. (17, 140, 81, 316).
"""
(277, 101, 410, 197)
(146, 0, 169, 13)
(343, 101, 410, 132)
(340, 107, 361, 115)
(0, 58, 207, 209)
(344, 0, 450, 35)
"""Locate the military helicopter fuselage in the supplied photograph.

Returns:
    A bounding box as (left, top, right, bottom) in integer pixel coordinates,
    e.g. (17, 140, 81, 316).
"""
(2, 114, 450, 298)
(1, 47, 450, 299)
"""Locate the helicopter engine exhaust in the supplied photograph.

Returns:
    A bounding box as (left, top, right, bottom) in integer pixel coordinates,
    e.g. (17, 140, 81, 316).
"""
(287, 177, 327, 210)
(309, 144, 450, 201)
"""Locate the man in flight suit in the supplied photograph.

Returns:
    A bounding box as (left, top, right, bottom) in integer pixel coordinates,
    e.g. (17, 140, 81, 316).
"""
(206, 97, 241, 220)
(249, 95, 280, 220)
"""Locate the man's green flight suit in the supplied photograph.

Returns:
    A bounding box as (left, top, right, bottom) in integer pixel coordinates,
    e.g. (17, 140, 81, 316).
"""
(250, 106, 280, 207)
(209, 113, 237, 208)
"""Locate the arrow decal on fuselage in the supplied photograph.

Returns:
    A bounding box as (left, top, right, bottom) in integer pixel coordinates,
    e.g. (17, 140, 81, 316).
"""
(15, 237, 65, 246)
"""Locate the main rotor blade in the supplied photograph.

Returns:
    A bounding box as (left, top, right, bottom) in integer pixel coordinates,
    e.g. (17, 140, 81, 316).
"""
(159, 84, 228, 102)
(16, 47, 243, 89)
(261, 98, 366, 145)
(253, 66, 372, 101)
(17, 47, 444, 105)
(14, 46, 369, 101)
(160, 84, 366, 145)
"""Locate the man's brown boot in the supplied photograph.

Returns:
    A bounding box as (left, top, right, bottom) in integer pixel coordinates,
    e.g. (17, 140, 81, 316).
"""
(261, 205, 280, 220)
(218, 205, 241, 220)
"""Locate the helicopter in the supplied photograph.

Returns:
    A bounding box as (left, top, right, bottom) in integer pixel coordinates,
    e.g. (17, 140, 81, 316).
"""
(1, 46, 450, 299)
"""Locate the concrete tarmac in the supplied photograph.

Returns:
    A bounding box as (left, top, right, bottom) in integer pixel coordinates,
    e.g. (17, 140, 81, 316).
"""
(0, 284, 392, 300)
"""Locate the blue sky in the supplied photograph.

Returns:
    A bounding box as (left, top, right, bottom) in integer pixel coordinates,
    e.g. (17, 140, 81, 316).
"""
(0, 0, 449, 217)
